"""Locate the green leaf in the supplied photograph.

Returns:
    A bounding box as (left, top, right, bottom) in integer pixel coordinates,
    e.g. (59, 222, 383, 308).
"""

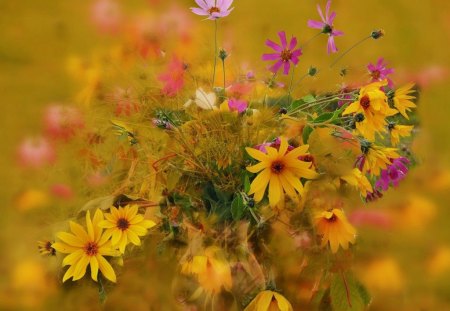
(98, 275, 107, 304)
(330, 273, 370, 311)
(290, 94, 316, 111)
(313, 112, 334, 124)
(231, 194, 245, 221)
(243, 174, 251, 193)
(302, 125, 314, 144)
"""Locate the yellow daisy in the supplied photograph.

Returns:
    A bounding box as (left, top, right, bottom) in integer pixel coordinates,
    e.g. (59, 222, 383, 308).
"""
(314, 209, 356, 253)
(339, 168, 373, 197)
(37, 240, 56, 256)
(388, 123, 413, 146)
(246, 137, 318, 207)
(244, 290, 293, 311)
(392, 83, 416, 119)
(343, 80, 398, 140)
(52, 209, 119, 283)
(358, 140, 400, 176)
(98, 205, 156, 253)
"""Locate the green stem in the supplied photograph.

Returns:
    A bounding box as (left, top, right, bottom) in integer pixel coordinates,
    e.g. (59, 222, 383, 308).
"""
(329, 35, 372, 68)
(212, 19, 218, 87)
(301, 31, 322, 49)
(222, 58, 226, 90)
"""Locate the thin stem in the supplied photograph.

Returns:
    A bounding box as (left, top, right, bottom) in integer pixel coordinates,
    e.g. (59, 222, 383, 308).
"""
(293, 71, 311, 90)
(287, 66, 296, 105)
(212, 19, 218, 87)
(330, 35, 372, 68)
(301, 31, 322, 49)
(222, 58, 226, 90)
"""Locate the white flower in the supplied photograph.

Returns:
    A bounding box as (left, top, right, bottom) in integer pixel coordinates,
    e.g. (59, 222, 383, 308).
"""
(184, 88, 217, 110)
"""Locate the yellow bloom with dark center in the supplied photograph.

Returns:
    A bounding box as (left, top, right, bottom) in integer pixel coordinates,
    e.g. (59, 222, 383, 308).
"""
(244, 290, 293, 311)
(52, 209, 120, 283)
(314, 209, 356, 253)
(37, 240, 56, 256)
(389, 124, 413, 146)
(246, 137, 318, 207)
(339, 168, 373, 197)
(343, 80, 398, 140)
(393, 83, 416, 119)
(360, 143, 400, 176)
(98, 205, 156, 254)
(181, 246, 232, 294)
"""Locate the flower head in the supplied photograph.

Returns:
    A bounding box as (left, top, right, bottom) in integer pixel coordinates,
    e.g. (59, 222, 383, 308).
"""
(339, 168, 373, 197)
(307, 0, 344, 53)
(190, 0, 234, 20)
(38, 240, 56, 256)
(367, 57, 394, 87)
(184, 88, 217, 110)
(52, 209, 120, 283)
(246, 137, 318, 207)
(391, 83, 416, 119)
(99, 205, 156, 253)
(314, 209, 356, 253)
(262, 31, 302, 75)
(158, 56, 185, 97)
(356, 140, 400, 177)
(244, 290, 293, 311)
(375, 157, 409, 191)
(388, 123, 413, 146)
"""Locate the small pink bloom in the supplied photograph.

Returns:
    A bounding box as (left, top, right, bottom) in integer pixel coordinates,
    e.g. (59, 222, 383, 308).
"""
(228, 99, 248, 113)
(307, 0, 343, 54)
(158, 56, 186, 97)
(43, 104, 84, 141)
(262, 31, 302, 75)
(50, 184, 74, 200)
(349, 209, 393, 229)
(368, 57, 394, 87)
(17, 137, 56, 169)
(190, 0, 234, 20)
(90, 0, 122, 34)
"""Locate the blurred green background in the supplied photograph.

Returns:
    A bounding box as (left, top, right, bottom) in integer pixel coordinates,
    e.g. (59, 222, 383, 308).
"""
(1, 0, 450, 310)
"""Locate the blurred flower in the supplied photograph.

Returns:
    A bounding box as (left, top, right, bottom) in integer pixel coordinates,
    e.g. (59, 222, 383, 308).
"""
(262, 31, 302, 75)
(314, 208, 356, 253)
(339, 168, 373, 197)
(343, 80, 398, 140)
(99, 205, 156, 253)
(17, 137, 56, 169)
(349, 209, 392, 229)
(396, 195, 436, 230)
(50, 183, 74, 200)
(14, 189, 50, 211)
(359, 258, 404, 292)
(244, 290, 293, 311)
(190, 0, 234, 20)
(181, 246, 232, 294)
(112, 88, 140, 116)
(90, 0, 122, 34)
(38, 240, 56, 256)
(43, 104, 84, 141)
(307, 0, 343, 53)
(158, 56, 186, 97)
(184, 88, 217, 110)
(388, 123, 413, 146)
(356, 140, 400, 176)
(246, 137, 317, 207)
(375, 157, 409, 191)
(227, 98, 248, 113)
(367, 57, 394, 87)
(391, 83, 416, 119)
(427, 246, 450, 276)
(52, 209, 120, 283)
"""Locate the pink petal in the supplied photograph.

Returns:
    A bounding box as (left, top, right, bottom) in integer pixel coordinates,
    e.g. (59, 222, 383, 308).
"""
(377, 57, 385, 67)
(317, 4, 325, 23)
(367, 63, 376, 71)
(262, 53, 281, 61)
(283, 61, 291, 75)
(325, 0, 332, 20)
(291, 49, 303, 58)
(288, 36, 297, 50)
(307, 19, 325, 29)
(328, 11, 336, 24)
(327, 36, 338, 54)
(269, 60, 283, 73)
(195, 0, 209, 10)
(332, 29, 344, 36)
(278, 31, 287, 49)
(265, 39, 283, 52)
(191, 7, 208, 16)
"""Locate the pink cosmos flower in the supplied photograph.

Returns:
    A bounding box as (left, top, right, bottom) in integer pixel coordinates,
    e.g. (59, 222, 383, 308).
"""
(190, 0, 234, 20)
(43, 104, 84, 141)
(90, 0, 122, 34)
(158, 56, 186, 97)
(227, 99, 248, 113)
(17, 137, 56, 169)
(368, 57, 394, 87)
(262, 31, 302, 75)
(307, 0, 343, 54)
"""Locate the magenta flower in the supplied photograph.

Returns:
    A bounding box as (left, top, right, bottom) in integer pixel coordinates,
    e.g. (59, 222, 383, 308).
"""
(262, 31, 302, 75)
(375, 157, 409, 191)
(228, 99, 248, 113)
(190, 0, 234, 20)
(307, 0, 343, 54)
(367, 57, 394, 87)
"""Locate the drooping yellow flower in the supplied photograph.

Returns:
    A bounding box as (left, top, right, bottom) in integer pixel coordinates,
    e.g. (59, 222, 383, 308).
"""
(244, 290, 293, 311)
(343, 80, 398, 140)
(338, 168, 373, 197)
(314, 209, 356, 253)
(181, 246, 232, 294)
(246, 137, 318, 207)
(37, 240, 56, 256)
(358, 140, 400, 176)
(388, 123, 413, 146)
(98, 205, 156, 253)
(52, 209, 120, 283)
(392, 83, 416, 119)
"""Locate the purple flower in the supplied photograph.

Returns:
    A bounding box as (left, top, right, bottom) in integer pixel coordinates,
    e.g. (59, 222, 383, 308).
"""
(375, 157, 409, 191)
(190, 0, 234, 20)
(262, 31, 302, 75)
(307, 0, 343, 54)
(228, 98, 248, 113)
(367, 57, 394, 87)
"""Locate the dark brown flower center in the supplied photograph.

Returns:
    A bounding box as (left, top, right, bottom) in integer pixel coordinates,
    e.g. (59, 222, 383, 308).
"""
(117, 218, 130, 231)
(371, 70, 381, 80)
(360, 95, 371, 110)
(271, 160, 285, 174)
(280, 49, 292, 62)
(326, 214, 337, 222)
(208, 6, 220, 14)
(84, 242, 99, 256)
